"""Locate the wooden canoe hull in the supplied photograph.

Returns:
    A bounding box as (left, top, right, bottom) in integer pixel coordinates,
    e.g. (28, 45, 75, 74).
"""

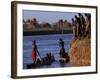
(26, 55, 55, 69)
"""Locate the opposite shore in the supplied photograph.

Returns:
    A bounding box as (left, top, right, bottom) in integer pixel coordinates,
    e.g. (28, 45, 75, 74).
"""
(23, 30, 72, 36)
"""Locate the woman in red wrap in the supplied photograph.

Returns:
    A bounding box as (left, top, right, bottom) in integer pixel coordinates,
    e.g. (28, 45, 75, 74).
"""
(31, 40, 41, 63)
(59, 38, 66, 59)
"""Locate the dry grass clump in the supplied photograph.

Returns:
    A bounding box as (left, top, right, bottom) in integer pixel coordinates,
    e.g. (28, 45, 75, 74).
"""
(69, 38, 91, 66)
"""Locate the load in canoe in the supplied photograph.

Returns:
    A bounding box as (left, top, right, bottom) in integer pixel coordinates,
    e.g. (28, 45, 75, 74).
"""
(27, 53, 55, 69)
(59, 52, 70, 63)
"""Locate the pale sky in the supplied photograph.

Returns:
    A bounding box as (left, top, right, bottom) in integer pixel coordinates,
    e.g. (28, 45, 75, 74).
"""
(23, 10, 84, 23)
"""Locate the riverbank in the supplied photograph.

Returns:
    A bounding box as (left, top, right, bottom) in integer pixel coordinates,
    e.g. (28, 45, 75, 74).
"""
(23, 30, 72, 36)
(69, 37, 91, 66)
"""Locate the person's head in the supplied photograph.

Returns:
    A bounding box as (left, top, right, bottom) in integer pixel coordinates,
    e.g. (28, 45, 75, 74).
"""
(33, 40, 36, 44)
(75, 15, 78, 19)
(46, 53, 49, 56)
(85, 13, 90, 19)
(72, 18, 74, 22)
(49, 52, 51, 56)
(85, 13, 88, 17)
(59, 38, 63, 41)
(88, 14, 91, 20)
(37, 58, 40, 62)
(79, 13, 83, 19)
(78, 13, 81, 16)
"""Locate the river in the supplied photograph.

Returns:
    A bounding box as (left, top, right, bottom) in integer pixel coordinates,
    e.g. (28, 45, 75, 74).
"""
(23, 33, 73, 69)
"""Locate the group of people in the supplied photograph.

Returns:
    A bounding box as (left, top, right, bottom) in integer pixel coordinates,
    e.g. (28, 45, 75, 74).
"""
(31, 38, 68, 64)
(30, 13, 91, 64)
(37, 53, 55, 65)
(72, 13, 91, 39)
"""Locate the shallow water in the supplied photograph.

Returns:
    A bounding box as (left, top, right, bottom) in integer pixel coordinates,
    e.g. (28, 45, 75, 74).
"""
(23, 33, 73, 69)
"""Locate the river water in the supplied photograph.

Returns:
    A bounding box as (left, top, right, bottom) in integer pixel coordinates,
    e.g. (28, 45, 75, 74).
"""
(23, 33, 73, 69)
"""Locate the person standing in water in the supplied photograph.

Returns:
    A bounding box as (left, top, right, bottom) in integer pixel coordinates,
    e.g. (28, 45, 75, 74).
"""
(31, 40, 41, 63)
(59, 38, 66, 59)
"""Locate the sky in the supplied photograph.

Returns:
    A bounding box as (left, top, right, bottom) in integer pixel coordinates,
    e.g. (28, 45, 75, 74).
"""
(23, 10, 81, 24)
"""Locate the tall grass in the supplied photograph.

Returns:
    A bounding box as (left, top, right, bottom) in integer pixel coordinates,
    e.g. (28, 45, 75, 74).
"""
(69, 38, 91, 66)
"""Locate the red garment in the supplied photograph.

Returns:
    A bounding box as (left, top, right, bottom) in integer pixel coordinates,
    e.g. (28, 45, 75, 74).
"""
(31, 49, 37, 61)
(60, 48, 66, 58)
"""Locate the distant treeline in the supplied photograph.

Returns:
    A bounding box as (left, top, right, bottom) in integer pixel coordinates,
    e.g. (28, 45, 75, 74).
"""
(23, 18, 72, 32)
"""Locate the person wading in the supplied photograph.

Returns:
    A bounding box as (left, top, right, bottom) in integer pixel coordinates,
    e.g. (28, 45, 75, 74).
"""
(59, 38, 67, 61)
(31, 40, 41, 63)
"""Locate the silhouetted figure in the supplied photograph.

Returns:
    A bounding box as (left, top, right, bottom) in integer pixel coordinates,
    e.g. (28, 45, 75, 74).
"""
(85, 13, 91, 38)
(72, 18, 77, 39)
(59, 38, 66, 59)
(41, 58, 45, 64)
(37, 58, 41, 65)
(47, 53, 51, 61)
(31, 40, 41, 63)
(75, 15, 82, 37)
(78, 13, 86, 37)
